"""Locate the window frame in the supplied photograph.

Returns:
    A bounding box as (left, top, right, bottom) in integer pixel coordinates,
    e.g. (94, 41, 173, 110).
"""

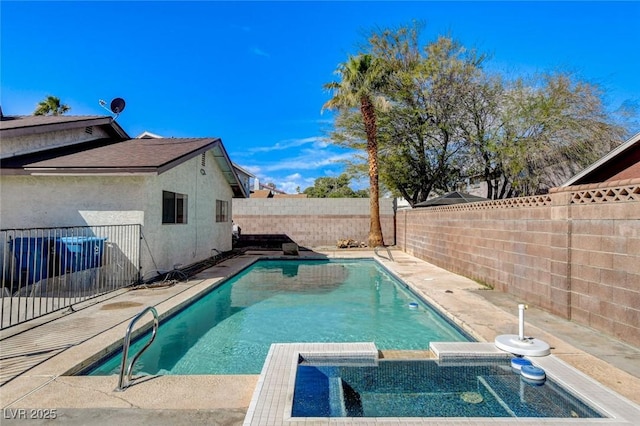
(162, 190, 188, 224)
(216, 199, 229, 223)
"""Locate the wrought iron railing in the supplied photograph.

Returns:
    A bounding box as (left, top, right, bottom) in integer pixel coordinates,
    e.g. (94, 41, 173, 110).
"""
(0, 224, 141, 329)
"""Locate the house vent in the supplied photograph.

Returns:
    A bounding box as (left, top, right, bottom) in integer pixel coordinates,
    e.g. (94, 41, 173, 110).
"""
(201, 153, 206, 167)
(85, 126, 93, 135)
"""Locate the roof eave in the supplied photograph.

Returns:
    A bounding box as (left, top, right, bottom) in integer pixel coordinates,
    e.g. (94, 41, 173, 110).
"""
(562, 131, 640, 187)
(0, 117, 117, 138)
(19, 167, 157, 176)
(211, 142, 249, 198)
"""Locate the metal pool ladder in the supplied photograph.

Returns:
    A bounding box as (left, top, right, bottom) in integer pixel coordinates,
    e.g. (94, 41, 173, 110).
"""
(115, 306, 159, 391)
(374, 246, 395, 262)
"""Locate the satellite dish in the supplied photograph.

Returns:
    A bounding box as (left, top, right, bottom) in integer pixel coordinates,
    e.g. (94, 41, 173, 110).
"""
(110, 98, 126, 114)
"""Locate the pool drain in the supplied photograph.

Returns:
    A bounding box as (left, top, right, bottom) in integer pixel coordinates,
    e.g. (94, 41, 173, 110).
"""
(460, 392, 483, 404)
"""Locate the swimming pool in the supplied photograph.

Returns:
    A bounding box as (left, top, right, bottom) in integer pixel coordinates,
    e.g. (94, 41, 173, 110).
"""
(84, 259, 470, 375)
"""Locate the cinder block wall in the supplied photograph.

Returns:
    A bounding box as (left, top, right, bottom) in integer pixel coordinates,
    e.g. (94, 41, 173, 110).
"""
(397, 180, 640, 347)
(233, 198, 396, 248)
(567, 190, 640, 342)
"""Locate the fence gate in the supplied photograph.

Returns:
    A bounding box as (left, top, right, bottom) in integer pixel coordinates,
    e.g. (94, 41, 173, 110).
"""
(0, 224, 141, 329)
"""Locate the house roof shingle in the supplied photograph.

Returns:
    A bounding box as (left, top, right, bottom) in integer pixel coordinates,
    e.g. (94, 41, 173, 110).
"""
(1, 137, 249, 198)
(0, 115, 248, 197)
(0, 115, 129, 139)
(2, 138, 218, 173)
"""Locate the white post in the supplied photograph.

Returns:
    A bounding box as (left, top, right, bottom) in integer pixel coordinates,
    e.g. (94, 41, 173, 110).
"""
(518, 304, 526, 340)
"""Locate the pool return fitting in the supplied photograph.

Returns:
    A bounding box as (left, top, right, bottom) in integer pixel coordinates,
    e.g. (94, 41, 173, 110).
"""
(495, 304, 550, 356)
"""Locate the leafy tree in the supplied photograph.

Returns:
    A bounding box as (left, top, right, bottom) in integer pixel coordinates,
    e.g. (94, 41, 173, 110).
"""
(460, 72, 626, 198)
(329, 26, 484, 206)
(325, 23, 631, 205)
(457, 73, 509, 199)
(34, 95, 70, 116)
(323, 54, 387, 246)
(303, 174, 369, 198)
(376, 32, 484, 205)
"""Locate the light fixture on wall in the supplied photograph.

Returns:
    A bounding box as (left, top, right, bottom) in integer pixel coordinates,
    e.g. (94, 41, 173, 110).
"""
(200, 168, 206, 175)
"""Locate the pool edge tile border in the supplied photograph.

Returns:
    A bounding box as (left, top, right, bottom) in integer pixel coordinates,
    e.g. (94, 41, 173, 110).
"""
(243, 342, 640, 425)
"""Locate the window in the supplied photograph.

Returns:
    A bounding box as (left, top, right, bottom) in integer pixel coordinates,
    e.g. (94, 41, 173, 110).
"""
(216, 200, 228, 222)
(162, 191, 188, 224)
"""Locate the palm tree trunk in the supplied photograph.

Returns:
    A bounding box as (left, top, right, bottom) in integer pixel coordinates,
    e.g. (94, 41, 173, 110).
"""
(361, 96, 384, 247)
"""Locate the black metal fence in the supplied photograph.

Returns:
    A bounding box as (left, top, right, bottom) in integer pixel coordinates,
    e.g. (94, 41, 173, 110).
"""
(0, 224, 141, 329)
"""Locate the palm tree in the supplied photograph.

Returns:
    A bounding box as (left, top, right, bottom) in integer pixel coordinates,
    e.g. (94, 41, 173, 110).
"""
(34, 95, 71, 116)
(323, 54, 386, 247)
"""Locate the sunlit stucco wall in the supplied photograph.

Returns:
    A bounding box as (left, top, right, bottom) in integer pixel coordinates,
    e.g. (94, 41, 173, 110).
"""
(0, 150, 233, 281)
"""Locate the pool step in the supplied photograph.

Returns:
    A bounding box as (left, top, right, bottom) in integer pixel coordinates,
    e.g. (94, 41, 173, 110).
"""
(328, 376, 347, 416)
(430, 342, 508, 361)
(358, 391, 502, 417)
(477, 374, 599, 418)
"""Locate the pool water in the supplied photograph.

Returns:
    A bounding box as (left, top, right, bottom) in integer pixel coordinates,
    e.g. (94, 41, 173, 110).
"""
(86, 259, 469, 375)
(292, 358, 604, 418)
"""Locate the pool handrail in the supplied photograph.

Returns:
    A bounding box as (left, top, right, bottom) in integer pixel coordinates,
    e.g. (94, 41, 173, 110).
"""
(374, 246, 395, 262)
(115, 306, 159, 391)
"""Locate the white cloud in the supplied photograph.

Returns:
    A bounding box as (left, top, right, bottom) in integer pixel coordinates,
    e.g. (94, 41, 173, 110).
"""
(235, 137, 362, 194)
(251, 47, 270, 58)
(277, 181, 302, 194)
(240, 165, 261, 175)
(260, 152, 354, 172)
(249, 136, 327, 153)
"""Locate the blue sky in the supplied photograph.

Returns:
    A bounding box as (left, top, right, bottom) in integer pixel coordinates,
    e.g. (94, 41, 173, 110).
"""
(2, 1, 638, 193)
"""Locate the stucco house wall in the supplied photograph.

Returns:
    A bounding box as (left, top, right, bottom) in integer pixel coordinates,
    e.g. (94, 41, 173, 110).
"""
(141, 152, 233, 278)
(0, 150, 234, 280)
(0, 175, 146, 228)
(1, 119, 116, 159)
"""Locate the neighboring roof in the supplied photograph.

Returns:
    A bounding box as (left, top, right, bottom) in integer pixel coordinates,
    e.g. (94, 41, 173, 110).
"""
(258, 183, 286, 194)
(0, 114, 129, 139)
(251, 189, 274, 198)
(135, 130, 163, 139)
(232, 162, 256, 178)
(1, 137, 249, 198)
(414, 191, 489, 207)
(274, 193, 307, 198)
(562, 132, 640, 187)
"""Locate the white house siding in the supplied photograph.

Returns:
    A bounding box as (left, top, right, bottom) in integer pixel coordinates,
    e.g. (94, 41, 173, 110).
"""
(0, 175, 145, 228)
(139, 151, 234, 278)
(1, 148, 234, 281)
(0, 175, 145, 284)
(1, 127, 111, 159)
